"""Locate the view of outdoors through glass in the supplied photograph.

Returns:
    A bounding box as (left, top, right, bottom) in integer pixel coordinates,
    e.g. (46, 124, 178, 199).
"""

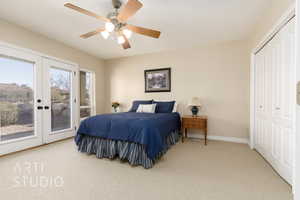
(0, 56, 35, 142)
(80, 108, 91, 119)
(50, 67, 71, 132)
(80, 71, 91, 118)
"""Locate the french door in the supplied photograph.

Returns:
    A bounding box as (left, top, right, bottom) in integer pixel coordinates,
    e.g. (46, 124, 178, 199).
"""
(0, 46, 77, 155)
(0, 46, 43, 155)
(43, 58, 77, 143)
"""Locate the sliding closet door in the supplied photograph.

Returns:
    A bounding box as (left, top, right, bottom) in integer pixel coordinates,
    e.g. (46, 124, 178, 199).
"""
(270, 31, 285, 173)
(254, 41, 271, 155)
(42, 58, 78, 143)
(277, 18, 295, 182)
(254, 18, 295, 184)
(269, 18, 295, 184)
(0, 46, 43, 155)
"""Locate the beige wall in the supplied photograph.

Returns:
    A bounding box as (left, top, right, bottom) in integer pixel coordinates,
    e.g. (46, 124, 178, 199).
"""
(105, 40, 250, 139)
(0, 0, 293, 139)
(0, 19, 106, 114)
(250, 0, 295, 49)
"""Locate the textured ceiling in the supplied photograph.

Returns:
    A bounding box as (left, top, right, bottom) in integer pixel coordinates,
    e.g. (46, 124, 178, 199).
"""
(0, 0, 270, 59)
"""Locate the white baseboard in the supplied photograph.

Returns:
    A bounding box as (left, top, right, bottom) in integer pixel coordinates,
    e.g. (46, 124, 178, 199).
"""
(187, 133, 249, 145)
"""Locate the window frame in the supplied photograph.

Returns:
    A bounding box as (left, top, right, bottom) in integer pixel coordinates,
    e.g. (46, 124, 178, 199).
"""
(79, 68, 96, 120)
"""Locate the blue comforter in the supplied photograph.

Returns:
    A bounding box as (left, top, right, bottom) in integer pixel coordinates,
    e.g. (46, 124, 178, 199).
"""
(75, 112, 181, 159)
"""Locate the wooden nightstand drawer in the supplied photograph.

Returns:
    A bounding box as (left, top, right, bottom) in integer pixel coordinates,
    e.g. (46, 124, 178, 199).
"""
(183, 123, 198, 129)
(182, 119, 206, 127)
(183, 121, 206, 129)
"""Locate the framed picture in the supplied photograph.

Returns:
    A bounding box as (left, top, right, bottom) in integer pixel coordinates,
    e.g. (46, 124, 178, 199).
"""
(144, 68, 171, 93)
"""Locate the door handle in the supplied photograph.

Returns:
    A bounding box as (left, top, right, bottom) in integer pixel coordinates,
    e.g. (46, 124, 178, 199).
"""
(37, 106, 43, 110)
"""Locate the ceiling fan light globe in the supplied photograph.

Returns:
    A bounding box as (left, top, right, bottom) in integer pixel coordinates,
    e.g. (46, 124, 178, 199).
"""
(123, 29, 132, 39)
(117, 36, 126, 44)
(101, 31, 110, 39)
(105, 22, 115, 32)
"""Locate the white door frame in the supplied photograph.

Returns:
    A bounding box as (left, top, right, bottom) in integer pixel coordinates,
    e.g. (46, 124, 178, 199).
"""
(0, 46, 43, 155)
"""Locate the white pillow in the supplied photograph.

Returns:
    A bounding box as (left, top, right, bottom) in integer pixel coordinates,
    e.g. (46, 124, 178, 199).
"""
(172, 102, 178, 112)
(136, 104, 156, 113)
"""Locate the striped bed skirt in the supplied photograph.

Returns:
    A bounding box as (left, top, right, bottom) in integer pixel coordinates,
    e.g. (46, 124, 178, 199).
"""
(76, 131, 179, 169)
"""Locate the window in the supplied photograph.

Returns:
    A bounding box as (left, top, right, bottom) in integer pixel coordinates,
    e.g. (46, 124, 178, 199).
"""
(0, 56, 35, 142)
(79, 70, 95, 119)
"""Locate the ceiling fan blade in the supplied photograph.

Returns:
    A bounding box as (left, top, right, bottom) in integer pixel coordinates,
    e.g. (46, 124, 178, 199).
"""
(80, 28, 105, 39)
(122, 34, 131, 49)
(126, 24, 161, 38)
(64, 3, 109, 22)
(117, 32, 131, 49)
(117, 0, 143, 22)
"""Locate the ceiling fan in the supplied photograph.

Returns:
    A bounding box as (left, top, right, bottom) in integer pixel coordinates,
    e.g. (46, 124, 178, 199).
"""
(64, 0, 161, 50)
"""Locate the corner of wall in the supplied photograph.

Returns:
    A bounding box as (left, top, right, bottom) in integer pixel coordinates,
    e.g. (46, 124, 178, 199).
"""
(249, 0, 295, 50)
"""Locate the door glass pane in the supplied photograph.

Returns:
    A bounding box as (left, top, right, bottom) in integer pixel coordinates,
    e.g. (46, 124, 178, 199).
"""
(0, 56, 34, 142)
(80, 71, 91, 107)
(80, 108, 91, 119)
(50, 68, 71, 132)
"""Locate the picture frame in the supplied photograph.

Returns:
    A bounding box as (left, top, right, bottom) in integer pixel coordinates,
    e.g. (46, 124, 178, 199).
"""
(144, 68, 171, 93)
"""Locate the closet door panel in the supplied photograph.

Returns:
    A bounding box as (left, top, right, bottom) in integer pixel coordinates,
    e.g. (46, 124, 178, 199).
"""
(260, 50, 267, 114)
(255, 118, 259, 147)
(271, 122, 282, 161)
(262, 119, 270, 153)
(282, 35, 292, 120)
(280, 18, 295, 173)
(271, 34, 283, 118)
(255, 52, 262, 113)
(282, 20, 295, 123)
(282, 127, 293, 168)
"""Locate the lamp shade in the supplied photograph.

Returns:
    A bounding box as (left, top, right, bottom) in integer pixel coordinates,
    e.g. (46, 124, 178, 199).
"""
(101, 31, 110, 39)
(123, 29, 132, 39)
(105, 22, 115, 32)
(117, 36, 125, 44)
(188, 97, 202, 107)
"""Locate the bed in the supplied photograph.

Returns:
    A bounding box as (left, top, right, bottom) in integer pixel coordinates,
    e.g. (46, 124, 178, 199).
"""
(75, 103, 181, 168)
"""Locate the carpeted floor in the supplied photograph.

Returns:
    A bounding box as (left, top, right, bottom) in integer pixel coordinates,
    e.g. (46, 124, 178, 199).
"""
(0, 138, 293, 200)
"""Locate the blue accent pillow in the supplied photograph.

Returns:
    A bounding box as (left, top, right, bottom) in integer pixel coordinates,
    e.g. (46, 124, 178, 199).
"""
(153, 101, 175, 113)
(129, 100, 153, 112)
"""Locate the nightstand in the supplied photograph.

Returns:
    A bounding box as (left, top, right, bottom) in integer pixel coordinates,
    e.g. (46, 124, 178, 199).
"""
(181, 115, 208, 145)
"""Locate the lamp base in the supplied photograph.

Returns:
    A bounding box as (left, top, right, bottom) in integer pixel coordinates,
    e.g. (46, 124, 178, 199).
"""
(191, 106, 199, 117)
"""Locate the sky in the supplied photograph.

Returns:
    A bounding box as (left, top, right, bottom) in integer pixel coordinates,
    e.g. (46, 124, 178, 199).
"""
(0, 56, 72, 90)
(0, 56, 34, 88)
